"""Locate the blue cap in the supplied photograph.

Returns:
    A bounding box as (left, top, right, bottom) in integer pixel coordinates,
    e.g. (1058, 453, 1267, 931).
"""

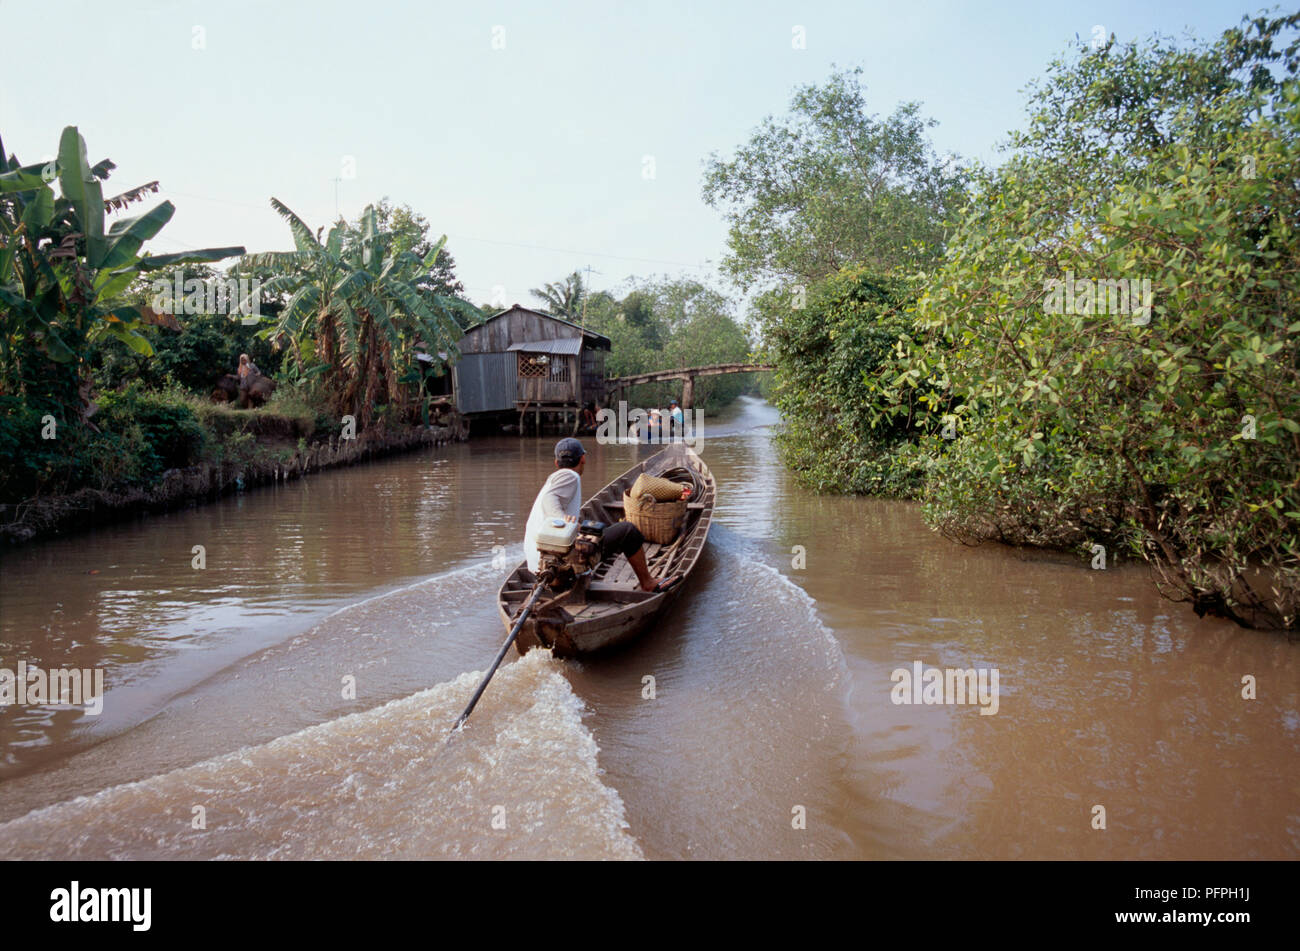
(555, 437, 586, 465)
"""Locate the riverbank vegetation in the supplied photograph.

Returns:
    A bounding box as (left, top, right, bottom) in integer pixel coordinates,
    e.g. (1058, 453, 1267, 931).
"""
(0, 126, 473, 528)
(0, 121, 759, 527)
(713, 12, 1300, 630)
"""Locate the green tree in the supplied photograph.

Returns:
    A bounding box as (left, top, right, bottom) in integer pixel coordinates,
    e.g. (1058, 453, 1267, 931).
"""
(759, 266, 927, 494)
(243, 201, 477, 427)
(371, 198, 466, 303)
(89, 263, 282, 393)
(898, 14, 1300, 628)
(0, 126, 242, 418)
(583, 277, 754, 409)
(702, 66, 966, 292)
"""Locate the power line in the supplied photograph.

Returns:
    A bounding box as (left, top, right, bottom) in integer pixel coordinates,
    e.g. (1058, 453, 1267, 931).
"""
(157, 189, 269, 213)
(153, 188, 716, 271)
(444, 233, 712, 270)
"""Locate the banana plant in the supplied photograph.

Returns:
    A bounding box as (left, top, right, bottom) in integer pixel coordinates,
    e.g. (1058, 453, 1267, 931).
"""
(0, 126, 243, 411)
(243, 200, 477, 426)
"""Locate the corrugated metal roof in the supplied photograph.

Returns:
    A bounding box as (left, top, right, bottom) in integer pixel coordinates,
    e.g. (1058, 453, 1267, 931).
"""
(506, 338, 583, 355)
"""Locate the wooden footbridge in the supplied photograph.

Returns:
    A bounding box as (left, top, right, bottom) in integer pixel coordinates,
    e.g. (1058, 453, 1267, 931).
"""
(603, 362, 773, 407)
(453, 307, 773, 433)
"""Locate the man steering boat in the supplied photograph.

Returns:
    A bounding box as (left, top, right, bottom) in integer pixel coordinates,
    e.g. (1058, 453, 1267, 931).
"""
(524, 438, 681, 593)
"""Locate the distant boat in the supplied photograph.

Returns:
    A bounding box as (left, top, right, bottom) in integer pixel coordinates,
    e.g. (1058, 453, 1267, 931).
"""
(498, 443, 715, 657)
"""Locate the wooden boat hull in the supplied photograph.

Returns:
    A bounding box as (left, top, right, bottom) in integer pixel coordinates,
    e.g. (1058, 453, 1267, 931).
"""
(498, 443, 715, 657)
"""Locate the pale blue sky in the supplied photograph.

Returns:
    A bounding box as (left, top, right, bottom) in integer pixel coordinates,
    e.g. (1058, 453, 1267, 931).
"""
(0, 0, 1256, 309)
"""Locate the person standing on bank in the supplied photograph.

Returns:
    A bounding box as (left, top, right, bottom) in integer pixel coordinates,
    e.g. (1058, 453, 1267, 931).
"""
(524, 438, 681, 593)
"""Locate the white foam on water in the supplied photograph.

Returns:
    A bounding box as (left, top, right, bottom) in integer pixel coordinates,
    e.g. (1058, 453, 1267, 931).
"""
(0, 650, 642, 860)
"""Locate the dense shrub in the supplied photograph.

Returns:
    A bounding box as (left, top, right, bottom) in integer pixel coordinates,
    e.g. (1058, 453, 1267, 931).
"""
(759, 267, 933, 495)
(92, 311, 282, 394)
(0, 396, 84, 499)
(97, 384, 210, 479)
(897, 22, 1300, 627)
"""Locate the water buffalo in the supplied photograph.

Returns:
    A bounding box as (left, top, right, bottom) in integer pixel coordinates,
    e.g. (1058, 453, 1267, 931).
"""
(239, 372, 276, 408)
(210, 372, 275, 408)
(211, 374, 240, 403)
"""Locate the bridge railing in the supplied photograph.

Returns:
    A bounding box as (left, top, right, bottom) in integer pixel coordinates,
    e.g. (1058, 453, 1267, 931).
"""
(602, 362, 774, 407)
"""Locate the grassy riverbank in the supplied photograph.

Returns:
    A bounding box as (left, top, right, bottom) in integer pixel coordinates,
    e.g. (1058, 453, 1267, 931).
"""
(0, 383, 466, 544)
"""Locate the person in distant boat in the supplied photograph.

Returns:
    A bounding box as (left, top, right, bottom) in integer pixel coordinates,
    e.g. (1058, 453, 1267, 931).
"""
(646, 408, 663, 443)
(523, 438, 680, 593)
(668, 398, 684, 438)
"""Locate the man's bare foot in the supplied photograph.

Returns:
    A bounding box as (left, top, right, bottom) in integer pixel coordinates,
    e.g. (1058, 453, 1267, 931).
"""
(642, 575, 681, 593)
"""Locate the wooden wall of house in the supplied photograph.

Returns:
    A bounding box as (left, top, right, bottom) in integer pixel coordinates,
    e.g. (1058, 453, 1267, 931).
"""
(459, 308, 584, 354)
(517, 354, 578, 403)
(580, 349, 606, 405)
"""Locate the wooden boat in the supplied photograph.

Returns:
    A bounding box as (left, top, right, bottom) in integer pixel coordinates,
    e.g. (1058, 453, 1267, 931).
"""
(498, 442, 715, 657)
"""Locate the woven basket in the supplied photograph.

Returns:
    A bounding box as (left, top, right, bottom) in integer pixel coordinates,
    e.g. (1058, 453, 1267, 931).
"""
(623, 491, 686, 544)
(630, 473, 685, 501)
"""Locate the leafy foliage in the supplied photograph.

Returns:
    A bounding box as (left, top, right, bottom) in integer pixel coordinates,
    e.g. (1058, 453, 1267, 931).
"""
(0, 126, 242, 417)
(898, 16, 1300, 628)
(242, 201, 477, 427)
(0, 384, 208, 500)
(581, 277, 757, 408)
(531, 271, 586, 321)
(371, 199, 468, 306)
(91, 267, 282, 394)
(759, 267, 928, 494)
(702, 67, 966, 292)
(738, 16, 1300, 629)
(97, 383, 209, 477)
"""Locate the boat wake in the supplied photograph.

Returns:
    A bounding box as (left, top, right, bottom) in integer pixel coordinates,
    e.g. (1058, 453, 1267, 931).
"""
(0, 650, 643, 860)
(555, 523, 856, 859)
(1, 437, 856, 861)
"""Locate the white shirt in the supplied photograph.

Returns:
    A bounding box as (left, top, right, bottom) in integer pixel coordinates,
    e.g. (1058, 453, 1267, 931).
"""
(523, 468, 582, 572)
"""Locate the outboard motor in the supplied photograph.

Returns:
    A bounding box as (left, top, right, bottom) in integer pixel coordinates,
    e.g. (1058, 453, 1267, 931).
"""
(534, 519, 606, 598)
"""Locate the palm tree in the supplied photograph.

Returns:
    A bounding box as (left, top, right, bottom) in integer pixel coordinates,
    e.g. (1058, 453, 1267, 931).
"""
(241, 200, 477, 427)
(530, 270, 585, 320)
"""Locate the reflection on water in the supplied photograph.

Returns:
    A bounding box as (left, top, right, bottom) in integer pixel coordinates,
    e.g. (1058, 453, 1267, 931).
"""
(1, 396, 1296, 858)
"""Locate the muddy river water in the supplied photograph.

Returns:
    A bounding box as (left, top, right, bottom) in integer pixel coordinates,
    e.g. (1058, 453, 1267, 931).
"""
(0, 397, 1295, 859)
